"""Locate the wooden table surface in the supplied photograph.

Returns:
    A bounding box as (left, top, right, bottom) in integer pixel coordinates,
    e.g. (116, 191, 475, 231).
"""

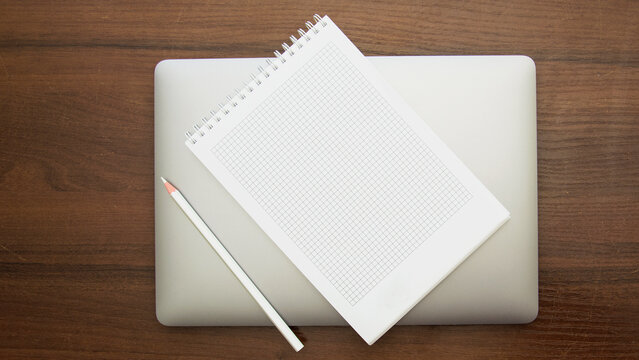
(1, 1, 638, 359)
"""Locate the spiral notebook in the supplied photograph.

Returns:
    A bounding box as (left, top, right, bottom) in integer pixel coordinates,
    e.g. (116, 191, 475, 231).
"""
(184, 15, 510, 344)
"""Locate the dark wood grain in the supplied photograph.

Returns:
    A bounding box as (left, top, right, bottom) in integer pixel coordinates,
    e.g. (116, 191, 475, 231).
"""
(1, 0, 638, 358)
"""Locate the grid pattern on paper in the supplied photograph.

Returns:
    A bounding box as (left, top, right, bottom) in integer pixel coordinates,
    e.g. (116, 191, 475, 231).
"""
(213, 43, 472, 306)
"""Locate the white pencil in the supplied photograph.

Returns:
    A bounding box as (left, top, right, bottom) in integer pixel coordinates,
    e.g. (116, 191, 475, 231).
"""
(161, 177, 304, 352)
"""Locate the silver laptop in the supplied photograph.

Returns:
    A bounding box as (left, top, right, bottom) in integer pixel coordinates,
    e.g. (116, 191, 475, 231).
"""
(154, 55, 538, 326)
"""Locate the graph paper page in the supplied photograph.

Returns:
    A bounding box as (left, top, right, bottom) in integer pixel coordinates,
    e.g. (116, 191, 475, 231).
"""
(187, 16, 510, 344)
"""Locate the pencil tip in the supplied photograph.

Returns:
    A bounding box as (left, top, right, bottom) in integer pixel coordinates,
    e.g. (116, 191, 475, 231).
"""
(161, 177, 177, 194)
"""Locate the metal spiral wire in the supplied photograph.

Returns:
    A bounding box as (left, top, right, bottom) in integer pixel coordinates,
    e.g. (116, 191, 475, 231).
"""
(186, 14, 327, 145)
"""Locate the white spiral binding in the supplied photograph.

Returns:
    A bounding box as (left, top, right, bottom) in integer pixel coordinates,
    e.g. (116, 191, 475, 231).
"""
(185, 14, 328, 145)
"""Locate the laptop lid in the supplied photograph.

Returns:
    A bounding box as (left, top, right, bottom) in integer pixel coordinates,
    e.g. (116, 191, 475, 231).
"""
(154, 55, 538, 326)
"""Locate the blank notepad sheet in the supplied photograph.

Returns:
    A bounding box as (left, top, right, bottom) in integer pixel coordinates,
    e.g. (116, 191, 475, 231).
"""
(186, 16, 510, 344)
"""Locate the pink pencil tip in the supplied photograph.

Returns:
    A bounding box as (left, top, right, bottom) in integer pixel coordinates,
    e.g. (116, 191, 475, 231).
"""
(162, 178, 177, 194)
